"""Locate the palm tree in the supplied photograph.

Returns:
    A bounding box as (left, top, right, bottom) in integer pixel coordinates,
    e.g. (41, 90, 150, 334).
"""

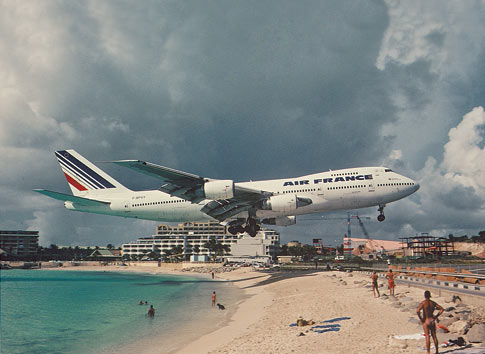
(204, 239, 230, 260)
(203, 239, 218, 260)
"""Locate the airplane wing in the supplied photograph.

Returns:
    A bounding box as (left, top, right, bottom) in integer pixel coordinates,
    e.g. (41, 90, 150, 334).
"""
(111, 160, 272, 221)
(33, 189, 111, 207)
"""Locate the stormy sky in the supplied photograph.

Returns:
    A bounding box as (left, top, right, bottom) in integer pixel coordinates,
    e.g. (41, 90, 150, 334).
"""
(1, 0, 484, 247)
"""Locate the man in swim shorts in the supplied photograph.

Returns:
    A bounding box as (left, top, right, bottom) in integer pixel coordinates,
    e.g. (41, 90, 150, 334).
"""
(386, 269, 395, 296)
(370, 271, 380, 297)
(417, 290, 444, 354)
(148, 305, 155, 317)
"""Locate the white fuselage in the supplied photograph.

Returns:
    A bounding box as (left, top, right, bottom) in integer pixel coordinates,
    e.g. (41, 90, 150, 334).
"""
(65, 167, 419, 222)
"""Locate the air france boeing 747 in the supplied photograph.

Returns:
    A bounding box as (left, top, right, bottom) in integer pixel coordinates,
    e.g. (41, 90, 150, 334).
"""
(35, 150, 419, 236)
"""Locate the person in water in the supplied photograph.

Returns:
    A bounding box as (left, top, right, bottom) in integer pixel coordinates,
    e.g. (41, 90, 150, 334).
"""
(417, 290, 444, 354)
(148, 305, 155, 317)
(212, 291, 216, 307)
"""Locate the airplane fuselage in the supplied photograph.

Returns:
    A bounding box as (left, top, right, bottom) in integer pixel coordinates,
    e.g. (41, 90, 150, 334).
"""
(65, 166, 418, 222)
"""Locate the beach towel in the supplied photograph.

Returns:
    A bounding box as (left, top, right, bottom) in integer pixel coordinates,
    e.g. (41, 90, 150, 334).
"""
(322, 316, 351, 323)
(312, 327, 341, 334)
(311, 324, 341, 329)
(290, 317, 351, 332)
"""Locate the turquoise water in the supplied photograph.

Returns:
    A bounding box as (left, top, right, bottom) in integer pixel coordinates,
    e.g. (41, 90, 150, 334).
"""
(0, 270, 241, 354)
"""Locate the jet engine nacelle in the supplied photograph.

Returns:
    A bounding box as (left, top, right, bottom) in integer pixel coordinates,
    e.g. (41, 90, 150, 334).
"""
(262, 216, 296, 226)
(260, 194, 312, 213)
(204, 180, 234, 200)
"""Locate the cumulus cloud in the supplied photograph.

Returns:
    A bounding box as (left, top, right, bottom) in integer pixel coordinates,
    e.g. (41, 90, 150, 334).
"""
(442, 107, 485, 189)
(411, 107, 485, 232)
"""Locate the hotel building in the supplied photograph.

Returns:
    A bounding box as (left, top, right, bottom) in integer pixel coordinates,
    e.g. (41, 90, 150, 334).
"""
(121, 221, 280, 260)
(0, 230, 39, 257)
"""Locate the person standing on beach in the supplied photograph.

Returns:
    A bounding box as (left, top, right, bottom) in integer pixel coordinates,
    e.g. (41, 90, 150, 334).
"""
(386, 269, 395, 296)
(212, 291, 216, 307)
(370, 271, 380, 297)
(417, 290, 444, 354)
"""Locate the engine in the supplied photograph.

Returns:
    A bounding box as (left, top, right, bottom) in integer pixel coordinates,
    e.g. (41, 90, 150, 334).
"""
(262, 216, 296, 226)
(260, 194, 312, 212)
(204, 180, 234, 200)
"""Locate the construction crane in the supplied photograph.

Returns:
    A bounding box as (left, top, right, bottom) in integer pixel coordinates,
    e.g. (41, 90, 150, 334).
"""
(307, 212, 371, 239)
(305, 212, 371, 258)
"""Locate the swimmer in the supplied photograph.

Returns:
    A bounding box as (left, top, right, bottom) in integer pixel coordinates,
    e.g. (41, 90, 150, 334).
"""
(148, 305, 155, 317)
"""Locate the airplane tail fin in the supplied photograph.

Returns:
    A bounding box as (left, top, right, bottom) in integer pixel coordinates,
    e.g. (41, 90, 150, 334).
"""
(55, 149, 129, 196)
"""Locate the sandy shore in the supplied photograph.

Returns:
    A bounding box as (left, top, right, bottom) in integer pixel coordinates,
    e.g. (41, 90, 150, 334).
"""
(43, 264, 485, 353)
(176, 268, 485, 354)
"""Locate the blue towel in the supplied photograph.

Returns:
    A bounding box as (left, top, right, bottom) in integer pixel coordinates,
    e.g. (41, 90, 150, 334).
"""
(322, 316, 351, 323)
(289, 317, 351, 328)
(312, 327, 340, 333)
(311, 324, 341, 329)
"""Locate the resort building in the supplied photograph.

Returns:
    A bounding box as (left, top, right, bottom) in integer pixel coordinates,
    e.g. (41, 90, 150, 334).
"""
(0, 230, 39, 258)
(121, 221, 280, 260)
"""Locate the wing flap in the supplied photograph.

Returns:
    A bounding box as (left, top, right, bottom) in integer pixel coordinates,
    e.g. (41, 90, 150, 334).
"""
(201, 200, 254, 221)
(33, 189, 110, 207)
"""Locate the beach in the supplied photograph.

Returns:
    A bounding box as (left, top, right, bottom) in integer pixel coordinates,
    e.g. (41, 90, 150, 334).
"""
(177, 267, 485, 354)
(41, 263, 485, 353)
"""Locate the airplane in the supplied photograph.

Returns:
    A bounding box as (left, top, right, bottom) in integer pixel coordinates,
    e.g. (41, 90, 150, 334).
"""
(34, 150, 420, 237)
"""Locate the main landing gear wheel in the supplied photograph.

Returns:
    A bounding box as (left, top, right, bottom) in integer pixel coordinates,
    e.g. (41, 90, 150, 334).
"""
(228, 225, 245, 235)
(244, 218, 261, 237)
(377, 204, 386, 222)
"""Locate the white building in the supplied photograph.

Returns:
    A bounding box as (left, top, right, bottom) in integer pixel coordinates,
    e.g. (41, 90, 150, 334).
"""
(122, 221, 280, 260)
(230, 230, 279, 258)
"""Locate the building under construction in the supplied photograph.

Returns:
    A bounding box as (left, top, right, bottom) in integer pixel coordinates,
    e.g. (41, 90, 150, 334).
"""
(399, 233, 456, 258)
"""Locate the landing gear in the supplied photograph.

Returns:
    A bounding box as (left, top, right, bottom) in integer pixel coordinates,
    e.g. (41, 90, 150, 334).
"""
(244, 218, 260, 237)
(227, 218, 260, 237)
(228, 224, 245, 235)
(377, 204, 386, 222)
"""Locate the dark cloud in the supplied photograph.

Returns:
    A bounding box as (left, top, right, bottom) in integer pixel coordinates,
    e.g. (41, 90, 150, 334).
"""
(1, 1, 484, 246)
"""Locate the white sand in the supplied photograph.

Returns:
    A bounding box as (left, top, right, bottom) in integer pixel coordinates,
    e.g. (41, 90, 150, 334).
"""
(47, 264, 484, 353)
(177, 269, 485, 354)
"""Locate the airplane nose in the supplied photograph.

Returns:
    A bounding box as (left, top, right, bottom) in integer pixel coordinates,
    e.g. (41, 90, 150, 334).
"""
(414, 181, 420, 192)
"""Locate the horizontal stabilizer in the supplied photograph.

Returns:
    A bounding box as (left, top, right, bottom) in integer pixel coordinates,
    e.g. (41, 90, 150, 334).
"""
(33, 189, 110, 207)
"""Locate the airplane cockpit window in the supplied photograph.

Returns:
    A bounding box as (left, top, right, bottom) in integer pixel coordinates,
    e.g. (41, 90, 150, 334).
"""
(385, 169, 393, 172)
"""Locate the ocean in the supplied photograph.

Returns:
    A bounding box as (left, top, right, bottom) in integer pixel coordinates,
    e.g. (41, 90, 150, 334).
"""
(0, 269, 243, 354)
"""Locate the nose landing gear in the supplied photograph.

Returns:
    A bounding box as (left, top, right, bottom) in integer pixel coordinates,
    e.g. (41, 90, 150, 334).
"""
(377, 204, 386, 222)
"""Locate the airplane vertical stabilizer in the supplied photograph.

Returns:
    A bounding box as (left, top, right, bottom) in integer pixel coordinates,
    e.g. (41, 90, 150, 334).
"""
(55, 149, 129, 196)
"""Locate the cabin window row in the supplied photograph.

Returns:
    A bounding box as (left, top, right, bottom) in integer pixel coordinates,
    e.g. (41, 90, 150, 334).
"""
(331, 172, 359, 177)
(282, 189, 316, 194)
(133, 200, 187, 207)
(327, 185, 366, 190)
(377, 183, 415, 187)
